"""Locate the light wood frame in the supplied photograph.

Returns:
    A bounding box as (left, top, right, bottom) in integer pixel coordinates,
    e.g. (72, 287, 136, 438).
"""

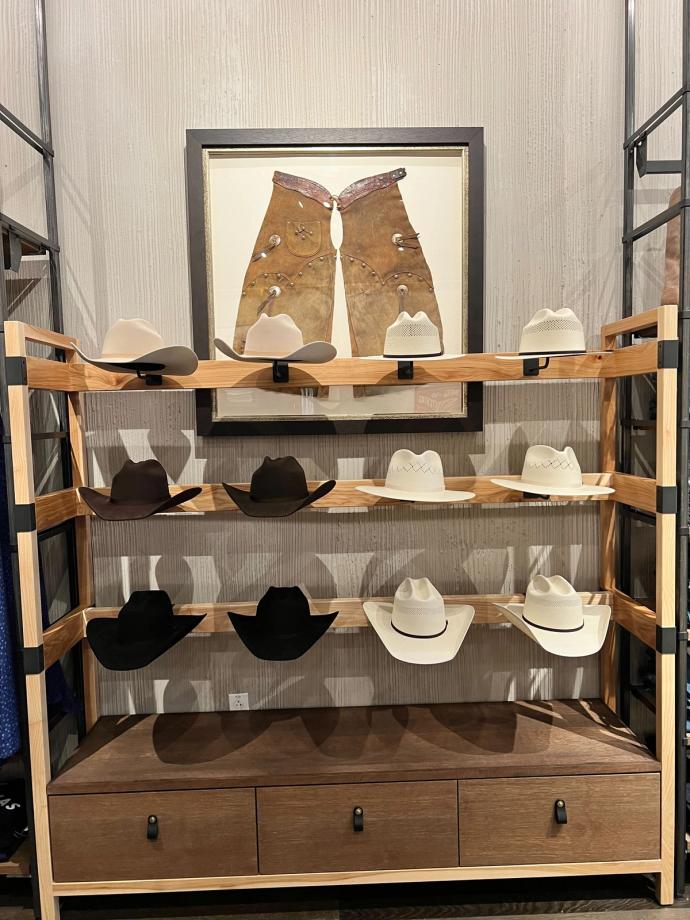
(2, 306, 678, 914)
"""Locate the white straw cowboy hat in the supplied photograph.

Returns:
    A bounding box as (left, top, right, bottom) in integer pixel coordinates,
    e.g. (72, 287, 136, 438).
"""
(376, 311, 462, 361)
(74, 319, 198, 376)
(364, 577, 474, 664)
(357, 449, 474, 503)
(491, 445, 614, 497)
(495, 575, 610, 657)
(215, 313, 336, 364)
(497, 308, 586, 360)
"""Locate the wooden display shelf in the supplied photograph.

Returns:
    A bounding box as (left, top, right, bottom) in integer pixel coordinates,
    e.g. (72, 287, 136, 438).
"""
(0, 839, 31, 878)
(33, 471, 657, 534)
(48, 700, 659, 795)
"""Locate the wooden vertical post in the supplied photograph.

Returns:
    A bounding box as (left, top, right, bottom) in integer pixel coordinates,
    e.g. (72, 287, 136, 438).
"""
(654, 304, 677, 905)
(66, 348, 97, 729)
(4, 322, 59, 920)
(599, 326, 618, 712)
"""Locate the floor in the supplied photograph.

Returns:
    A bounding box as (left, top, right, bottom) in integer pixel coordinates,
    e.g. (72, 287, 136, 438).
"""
(1, 876, 690, 920)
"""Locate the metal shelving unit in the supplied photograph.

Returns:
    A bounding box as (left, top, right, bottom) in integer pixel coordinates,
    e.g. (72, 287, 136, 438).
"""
(622, 0, 690, 898)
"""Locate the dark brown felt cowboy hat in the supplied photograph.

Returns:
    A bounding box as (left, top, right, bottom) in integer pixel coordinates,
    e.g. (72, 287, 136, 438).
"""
(229, 586, 338, 661)
(87, 590, 204, 671)
(79, 459, 201, 521)
(223, 456, 335, 518)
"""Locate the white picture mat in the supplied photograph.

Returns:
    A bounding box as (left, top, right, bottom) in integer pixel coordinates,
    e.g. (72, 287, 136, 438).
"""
(206, 147, 468, 420)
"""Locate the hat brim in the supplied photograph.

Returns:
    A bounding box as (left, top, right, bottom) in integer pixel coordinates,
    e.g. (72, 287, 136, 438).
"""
(74, 344, 198, 376)
(356, 485, 475, 503)
(228, 610, 338, 660)
(222, 479, 336, 517)
(86, 613, 204, 671)
(214, 338, 336, 365)
(79, 485, 202, 520)
(495, 350, 587, 361)
(371, 353, 464, 361)
(363, 602, 474, 664)
(490, 478, 614, 497)
(495, 603, 611, 657)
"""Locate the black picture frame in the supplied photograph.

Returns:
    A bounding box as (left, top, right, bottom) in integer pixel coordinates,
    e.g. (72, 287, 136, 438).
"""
(185, 128, 484, 436)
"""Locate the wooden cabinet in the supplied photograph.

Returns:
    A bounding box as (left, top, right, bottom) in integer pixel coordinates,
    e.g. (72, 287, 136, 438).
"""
(49, 788, 257, 882)
(459, 773, 661, 866)
(257, 780, 458, 873)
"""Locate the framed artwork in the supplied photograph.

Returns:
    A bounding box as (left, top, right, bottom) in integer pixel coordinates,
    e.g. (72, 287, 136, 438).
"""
(186, 128, 484, 435)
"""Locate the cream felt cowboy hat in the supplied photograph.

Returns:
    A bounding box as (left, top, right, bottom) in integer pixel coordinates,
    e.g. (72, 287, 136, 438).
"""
(356, 449, 474, 503)
(74, 319, 198, 376)
(497, 308, 586, 360)
(491, 445, 614, 497)
(495, 575, 610, 657)
(214, 313, 336, 364)
(374, 311, 462, 361)
(364, 577, 474, 664)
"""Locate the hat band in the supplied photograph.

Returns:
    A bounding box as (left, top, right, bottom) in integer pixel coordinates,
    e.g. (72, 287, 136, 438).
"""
(383, 349, 444, 359)
(518, 348, 584, 356)
(522, 613, 584, 634)
(391, 620, 448, 640)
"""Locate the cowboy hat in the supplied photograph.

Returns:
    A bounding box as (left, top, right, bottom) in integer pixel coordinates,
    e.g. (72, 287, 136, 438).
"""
(364, 577, 474, 664)
(74, 319, 198, 376)
(79, 459, 202, 520)
(86, 590, 204, 671)
(228, 586, 337, 661)
(497, 308, 586, 360)
(491, 445, 614, 497)
(495, 575, 610, 657)
(223, 457, 335, 518)
(356, 449, 474, 503)
(374, 311, 462, 361)
(214, 313, 336, 364)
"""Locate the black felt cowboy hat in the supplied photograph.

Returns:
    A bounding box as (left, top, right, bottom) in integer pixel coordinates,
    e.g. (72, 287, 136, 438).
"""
(79, 459, 202, 521)
(229, 586, 338, 660)
(223, 457, 335, 518)
(86, 590, 204, 671)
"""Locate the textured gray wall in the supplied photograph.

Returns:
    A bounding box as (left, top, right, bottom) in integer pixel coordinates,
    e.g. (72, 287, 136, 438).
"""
(37, 0, 659, 713)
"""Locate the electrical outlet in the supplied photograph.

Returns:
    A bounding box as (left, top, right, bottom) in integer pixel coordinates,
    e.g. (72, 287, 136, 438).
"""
(228, 692, 249, 711)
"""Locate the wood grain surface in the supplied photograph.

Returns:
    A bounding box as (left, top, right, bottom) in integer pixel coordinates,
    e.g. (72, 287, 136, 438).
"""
(47, 700, 658, 795)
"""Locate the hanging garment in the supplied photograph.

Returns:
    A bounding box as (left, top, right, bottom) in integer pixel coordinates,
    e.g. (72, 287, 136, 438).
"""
(0, 424, 20, 761)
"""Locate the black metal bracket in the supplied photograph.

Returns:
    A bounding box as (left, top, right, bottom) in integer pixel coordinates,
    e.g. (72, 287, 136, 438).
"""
(5, 356, 27, 386)
(135, 370, 163, 386)
(14, 503, 36, 533)
(353, 806, 364, 832)
(272, 360, 289, 383)
(522, 356, 550, 377)
(554, 799, 568, 825)
(3, 229, 22, 272)
(656, 626, 676, 655)
(657, 485, 678, 514)
(22, 645, 44, 675)
(658, 340, 679, 369)
(635, 135, 682, 177)
(397, 360, 414, 380)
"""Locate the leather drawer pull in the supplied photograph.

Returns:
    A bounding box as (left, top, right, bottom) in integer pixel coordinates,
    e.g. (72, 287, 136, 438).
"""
(353, 806, 364, 832)
(554, 799, 567, 825)
(147, 814, 159, 840)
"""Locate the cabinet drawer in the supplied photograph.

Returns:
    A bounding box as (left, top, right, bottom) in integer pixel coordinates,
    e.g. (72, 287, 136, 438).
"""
(50, 788, 257, 881)
(459, 773, 660, 866)
(258, 781, 458, 874)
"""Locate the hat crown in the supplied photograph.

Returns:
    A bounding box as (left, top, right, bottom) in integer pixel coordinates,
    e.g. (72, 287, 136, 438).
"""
(256, 586, 311, 631)
(244, 313, 304, 357)
(520, 445, 583, 489)
(116, 590, 175, 643)
(384, 449, 446, 494)
(518, 308, 585, 354)
(522, 575, 584, 631)
(383, 311, 442, 357)
(110, 459, 172, 504)
(391, 577, 447, 637)
(250, 457, 309, 502)
(101, 319, 165, 357)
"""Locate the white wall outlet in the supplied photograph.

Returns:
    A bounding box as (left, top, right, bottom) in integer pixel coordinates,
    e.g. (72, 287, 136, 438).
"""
(228, 692, 249, 711)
